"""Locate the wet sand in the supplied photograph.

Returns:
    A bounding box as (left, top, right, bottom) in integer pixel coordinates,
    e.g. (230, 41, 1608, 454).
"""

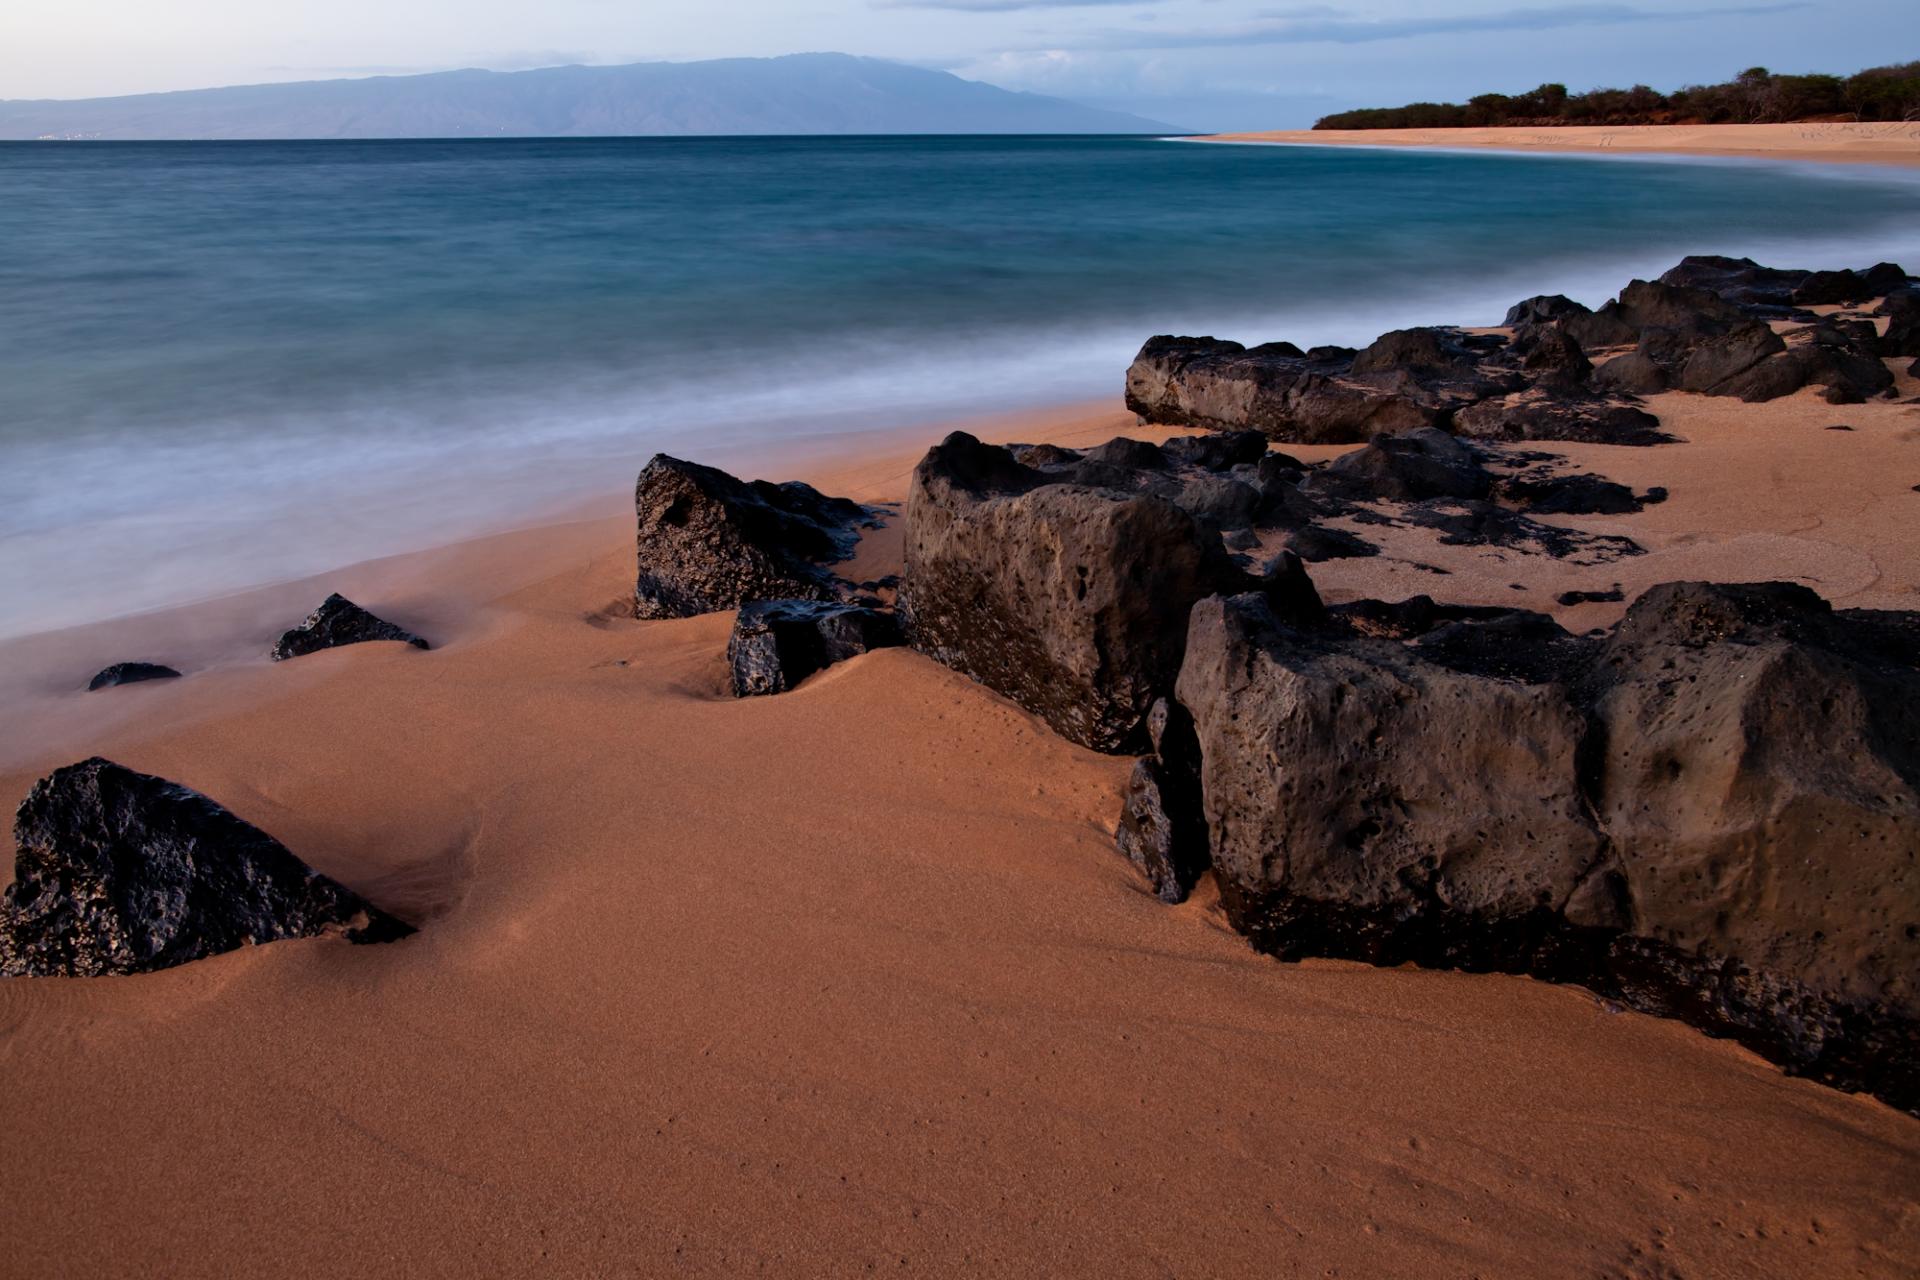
(1202, 121, 1920, 169)
(2, 392, 1918, 1276)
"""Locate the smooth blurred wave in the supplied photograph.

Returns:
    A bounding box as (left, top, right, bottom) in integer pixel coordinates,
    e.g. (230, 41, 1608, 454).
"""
(2, 135, 1917, 637)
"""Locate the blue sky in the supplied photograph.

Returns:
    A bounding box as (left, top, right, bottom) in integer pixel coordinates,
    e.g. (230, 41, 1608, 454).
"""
(2, 0, 1908, 129)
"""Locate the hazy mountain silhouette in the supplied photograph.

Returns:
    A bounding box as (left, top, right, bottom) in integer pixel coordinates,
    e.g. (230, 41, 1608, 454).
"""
(0, 54, 1182, 140)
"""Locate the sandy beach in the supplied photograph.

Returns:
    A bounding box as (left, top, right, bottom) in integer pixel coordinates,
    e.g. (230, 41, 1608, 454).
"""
(1202, 121, 1920, 168)
(3, 371, 1919, 1274)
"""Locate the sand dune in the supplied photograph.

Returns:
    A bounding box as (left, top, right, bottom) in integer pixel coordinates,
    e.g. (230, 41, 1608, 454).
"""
(2, 394, 1919, 1275)
(1203, 121, 1920, 168)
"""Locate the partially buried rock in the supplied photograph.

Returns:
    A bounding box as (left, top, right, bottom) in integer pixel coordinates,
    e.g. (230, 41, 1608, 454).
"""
(634, 454, 879, 620)
(87, 662, 181, 691)
(727, 600, 899, 697)
(271, 593, 429, 661)
(0, 758, 412, 977)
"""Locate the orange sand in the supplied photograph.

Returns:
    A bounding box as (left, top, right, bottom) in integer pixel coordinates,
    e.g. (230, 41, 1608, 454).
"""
(2, 395, 1918, 1276)
(1203, 122, 1920, 168)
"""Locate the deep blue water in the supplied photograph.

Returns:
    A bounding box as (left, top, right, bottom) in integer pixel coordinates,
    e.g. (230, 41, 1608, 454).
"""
(3, 135, 1917, 635)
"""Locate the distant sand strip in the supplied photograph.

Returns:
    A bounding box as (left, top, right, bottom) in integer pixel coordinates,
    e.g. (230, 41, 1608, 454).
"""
(1201, 121, 1920, 168)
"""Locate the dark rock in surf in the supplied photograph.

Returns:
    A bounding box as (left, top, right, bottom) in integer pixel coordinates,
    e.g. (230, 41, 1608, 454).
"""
(633, 454, 880, 619)
(87, 663, 181, 691)
(726, 599, 900, 697)
(0, 758, 412, 977)
(270, 593, 429, 661)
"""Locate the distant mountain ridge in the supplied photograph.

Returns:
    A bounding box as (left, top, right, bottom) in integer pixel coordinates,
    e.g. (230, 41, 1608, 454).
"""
(0, 53, 1181, 140)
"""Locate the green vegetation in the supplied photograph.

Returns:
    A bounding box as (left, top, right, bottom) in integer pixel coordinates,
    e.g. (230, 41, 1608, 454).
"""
(1313, 62, 1920, 130)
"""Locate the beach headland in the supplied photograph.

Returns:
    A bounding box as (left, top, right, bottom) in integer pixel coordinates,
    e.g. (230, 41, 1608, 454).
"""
(1201, 121, 1920, 168)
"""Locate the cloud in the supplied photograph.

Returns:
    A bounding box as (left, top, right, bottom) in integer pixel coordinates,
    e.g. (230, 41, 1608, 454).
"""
(1034, 2, 1813, 51)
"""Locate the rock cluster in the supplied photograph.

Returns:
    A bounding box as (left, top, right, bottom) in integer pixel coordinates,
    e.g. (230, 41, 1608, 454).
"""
(1127, 256, 1913, 441)
(0, 758, 412, 977)
(271, 593, 429, 661)
(633, 454, 883, 619)
(899, 427, 1653, 747)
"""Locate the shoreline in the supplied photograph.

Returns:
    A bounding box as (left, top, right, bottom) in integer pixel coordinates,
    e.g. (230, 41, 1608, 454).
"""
(4, 372, 1920, 1271)
(1199, 121, 1920, 168)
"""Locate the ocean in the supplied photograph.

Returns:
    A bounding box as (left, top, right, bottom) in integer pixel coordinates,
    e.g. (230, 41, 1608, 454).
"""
(3, 134, 1917, 637)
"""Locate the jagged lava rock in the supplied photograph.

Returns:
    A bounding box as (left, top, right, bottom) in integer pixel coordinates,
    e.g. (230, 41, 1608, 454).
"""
(898, 431, 1253, 753)
(87, 662, 181, 691)
(633, 454, 878, 619)
(1300, 427, 1492, 503)
(271, 593, 429, 661)
(726, 600, 899, 697)
(0, 758, 412, 977)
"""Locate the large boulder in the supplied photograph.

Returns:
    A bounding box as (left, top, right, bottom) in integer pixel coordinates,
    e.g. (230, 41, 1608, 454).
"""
(1504, 294, 1589, 327)
(1163, 579, 1920, 1109)
(271, 594, 428, 661)
(0, 758, 413, 977)
(1586, 582, 1920, 1086)
(898, 432, 1253, 753)
(726, 600, 899, 697)
(633, 455, 878, 620)
(1675, 321, 1788, 393)
(1176, 594, 1607, 966)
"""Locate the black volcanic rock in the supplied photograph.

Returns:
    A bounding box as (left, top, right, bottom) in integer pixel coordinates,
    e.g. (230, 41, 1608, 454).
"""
(726, 599, 899, 697)
(899, 432, 1255, 753)
(1453, 392, 1670, 446)
(1657, 255, 1810, 310)
(87, 662, 181, 691)
(1675, 321, 1788, 393)
(1114, 698, 1210, 904)
(0, 758, 412, 977)
(633, 454, 879, 619)
(271, 594, 429, 661)
(1301, 428, 1492, 503)
(1161, 579, 1920, 1110)
(1877, 289, 1919, 358)
(1504, 294, 1589, 327)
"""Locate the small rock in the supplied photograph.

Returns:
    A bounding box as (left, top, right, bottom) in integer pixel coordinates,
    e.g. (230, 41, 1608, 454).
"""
(727, 600, 900, 697)
(1558, 588, 1626, 606)
(271, 594, 428, 661)
(87, 662, 181, 691)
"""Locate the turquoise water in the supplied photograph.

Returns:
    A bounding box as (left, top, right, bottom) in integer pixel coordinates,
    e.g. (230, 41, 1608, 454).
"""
(3, 135, 1917, 635)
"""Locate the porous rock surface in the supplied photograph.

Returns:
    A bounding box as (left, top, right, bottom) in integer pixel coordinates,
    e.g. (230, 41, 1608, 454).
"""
(727, 600, 900, 697)
(898, 431, 1256, 753)
(0, 758, 412, 977)
(271, 593, 429, 661)
(1160, 580, 1920, 1109)
(634, 454, 881, 619)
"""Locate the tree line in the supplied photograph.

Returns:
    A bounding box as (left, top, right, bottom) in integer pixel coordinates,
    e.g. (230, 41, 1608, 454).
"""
(1313, 62, 1920, 130)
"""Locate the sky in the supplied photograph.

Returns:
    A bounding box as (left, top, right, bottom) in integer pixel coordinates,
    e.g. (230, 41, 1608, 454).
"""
(1, 0, 1911, 130)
